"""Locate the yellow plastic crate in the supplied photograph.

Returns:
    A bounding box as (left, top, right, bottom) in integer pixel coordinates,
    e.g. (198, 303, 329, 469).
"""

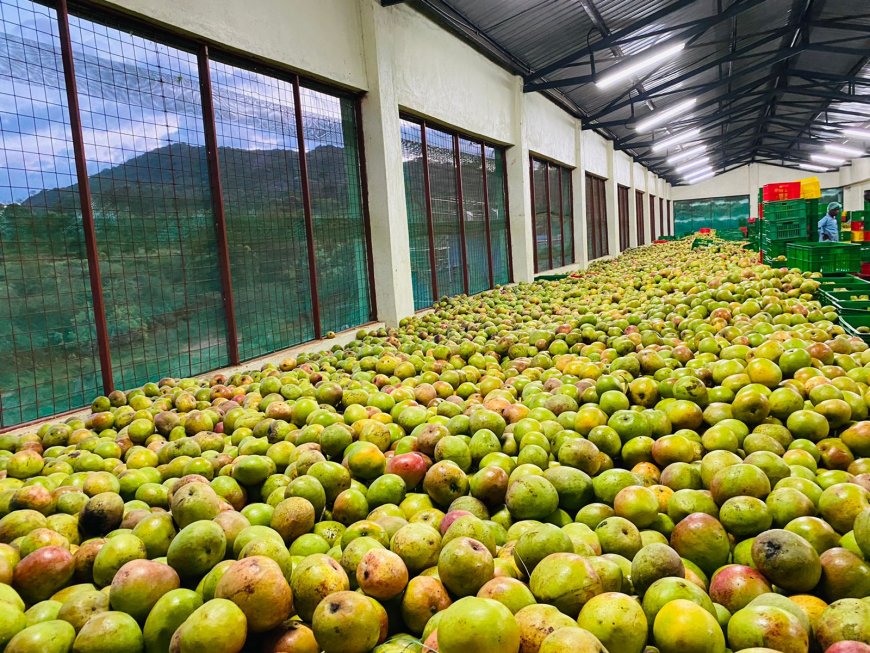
(800, 176, 821, 199)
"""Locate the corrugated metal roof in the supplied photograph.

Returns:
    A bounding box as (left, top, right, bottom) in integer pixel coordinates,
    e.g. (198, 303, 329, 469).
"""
(400, 0, 870, 183)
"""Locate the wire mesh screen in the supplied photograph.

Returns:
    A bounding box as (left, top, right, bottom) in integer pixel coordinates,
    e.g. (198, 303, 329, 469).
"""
(459, 138, 488, 295)
(300, 88, 371, 334)
(548, 164, 563, 268)
(69, 16, 228, 389)
(586, 174, 608, 260)
(561, 167, 573, 264)
(209, 61, 313, 360)
(401, 119, 432, 310)
(426, 128, 463, 299)
(0, 0, 102, 427)
(532, 159, 549, 272)
(649, 195, 657, 241)
(486, 146, 510, 285)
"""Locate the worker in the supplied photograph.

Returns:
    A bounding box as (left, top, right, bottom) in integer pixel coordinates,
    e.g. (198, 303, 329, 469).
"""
(818, 202, 841, 242)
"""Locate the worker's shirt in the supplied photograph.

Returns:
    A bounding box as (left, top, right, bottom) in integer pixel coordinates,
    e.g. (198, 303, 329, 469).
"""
(818, 215, 839, 242)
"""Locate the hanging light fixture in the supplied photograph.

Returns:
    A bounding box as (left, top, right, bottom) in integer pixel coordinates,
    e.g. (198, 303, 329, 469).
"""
(652, 128, 702, 153)
(667, 144, 706, 165)
(596, 42, 685, 90)
(635, 98, 697, 133)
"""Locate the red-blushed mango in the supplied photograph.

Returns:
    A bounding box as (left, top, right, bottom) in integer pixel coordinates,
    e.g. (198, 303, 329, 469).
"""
(214, 556, 293, 633)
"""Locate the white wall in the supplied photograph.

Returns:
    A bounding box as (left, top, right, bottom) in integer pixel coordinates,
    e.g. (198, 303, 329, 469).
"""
(634, 163, 647, 192)
(390, 5, 515, 144)
(672, 163, 841, 209)
(99, 0, 369, 89)
(615, 152, 632, 187)
(525, 93, 577, 166)
(583, 131, 610, 178)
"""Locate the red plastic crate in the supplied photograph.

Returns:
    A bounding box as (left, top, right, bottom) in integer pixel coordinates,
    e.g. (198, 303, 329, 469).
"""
(763, 182, 801, 202)
(863, 262, 870, 276)
(739, 226, 748, 236)
(699, 228, 711, 234)
(853, 221, 865, 230)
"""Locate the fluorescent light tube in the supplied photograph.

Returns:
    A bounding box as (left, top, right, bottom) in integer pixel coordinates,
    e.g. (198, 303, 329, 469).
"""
(667, 144, 706, 165)
(684, 167, 713, 181)
(684, 171, 715, 184)
(652, 128, 701, 153)
(825, 143, 864, 157)
(842, 127, 870, 140)
(799, 163, 830, 172)
(811, 154, 845, 165)
(635, 98, 697, 133)
(675, 157, 710, 174)
(596, 42, 685, 90)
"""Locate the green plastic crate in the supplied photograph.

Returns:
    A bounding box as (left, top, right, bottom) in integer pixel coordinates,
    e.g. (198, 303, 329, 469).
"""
(717, 229, 746, 241)
(763, 199, 820, 221)
(840, 314, 870, 344)
(786, 242, 862, 274)
(819, 289, 870, 306)
(758, 218, 808, 240)
(760, 237, 802, 259)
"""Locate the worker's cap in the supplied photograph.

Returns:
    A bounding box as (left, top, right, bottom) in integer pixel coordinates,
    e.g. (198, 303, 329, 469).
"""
(828, 202, 842, 211)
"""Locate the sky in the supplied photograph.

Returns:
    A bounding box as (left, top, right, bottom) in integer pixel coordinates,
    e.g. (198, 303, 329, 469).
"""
(0, 0, 350, 205)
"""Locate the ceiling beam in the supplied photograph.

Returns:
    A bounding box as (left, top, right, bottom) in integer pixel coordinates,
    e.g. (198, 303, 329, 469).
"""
(749, 0, 817, 162)
(579, 30, 798, 118)
(525, 0, 701, 82)
(528, 0, 774, 88)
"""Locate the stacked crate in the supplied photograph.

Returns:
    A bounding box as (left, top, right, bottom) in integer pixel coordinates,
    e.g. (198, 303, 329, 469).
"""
(758, 196, 818, 266)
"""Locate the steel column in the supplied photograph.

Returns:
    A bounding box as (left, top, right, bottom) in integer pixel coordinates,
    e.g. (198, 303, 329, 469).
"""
(292, 77, 322, 339)
(420, 123, 439, 301)
(56, 0, 114, 393)
(197, 45, 240, 365)
(453, 134, 469, 294)
(481, 142, 494, 289)
(544, 161, 553, 270)
(354, 100, 378, 321)
(529, 157, 539, 273)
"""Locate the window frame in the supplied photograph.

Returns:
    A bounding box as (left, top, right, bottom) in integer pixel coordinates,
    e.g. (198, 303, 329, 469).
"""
(617, 184, 630, 252)
(400, 113, 512, 307)
(529, 154, 574, 273)
(585, 172, 608, 261)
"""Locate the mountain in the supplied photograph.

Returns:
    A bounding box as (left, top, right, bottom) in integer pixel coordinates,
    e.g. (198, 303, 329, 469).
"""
(22, 142, 353, 214)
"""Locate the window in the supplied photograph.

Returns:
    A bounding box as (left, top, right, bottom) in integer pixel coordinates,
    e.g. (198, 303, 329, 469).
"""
(635, 190, 645, 245)
(0, 0, 373, 428)
(618, 185, 630, 251)
(649, 194, 657, 240)
(674, 195, 749, 235)
(401, 116, 510, 309)
(585, 173, 608, 260)
(529, 156, 573, 272)
(0, 0, 102, 426)
(667, 200, 672, 236)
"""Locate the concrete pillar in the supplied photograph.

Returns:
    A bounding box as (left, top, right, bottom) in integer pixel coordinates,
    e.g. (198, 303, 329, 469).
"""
(358, 0, 415, 326)
(507, 79, 535, 282)
(573, 124, 588, 267)
(606, 140, 619, 257)
(748, 163, 761, 219)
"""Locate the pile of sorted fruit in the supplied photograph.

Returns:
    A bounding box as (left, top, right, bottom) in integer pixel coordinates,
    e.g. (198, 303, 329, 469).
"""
(1, 240, 869, 653)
